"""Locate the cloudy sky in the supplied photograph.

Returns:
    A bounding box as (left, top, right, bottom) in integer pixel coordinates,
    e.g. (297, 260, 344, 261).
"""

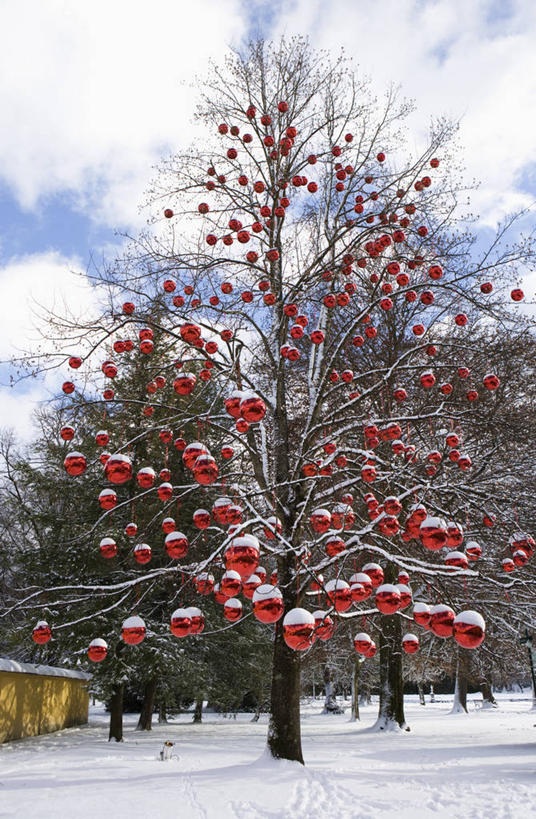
(2, 0, 535, 435)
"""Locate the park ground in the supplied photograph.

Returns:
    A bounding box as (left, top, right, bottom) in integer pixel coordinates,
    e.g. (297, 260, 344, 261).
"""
(0, 693, 535, 818)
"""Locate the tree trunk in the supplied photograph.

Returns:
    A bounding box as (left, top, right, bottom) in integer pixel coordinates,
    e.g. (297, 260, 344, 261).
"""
(480, 678, 497, 709)
(451, 649, 469, 714)
(350, 658, 361, 721)
(267, 613, 304, 763)
(376, 566, 406, 730)
(136, 677, 157, 731)
(322, 664, 342, 713)
(193, 697, 203, 723)
(158, 701, 168, 723)
(108, 683, 124, 742)
(430, 684, 435, 703)
(418, 682, 425, 706)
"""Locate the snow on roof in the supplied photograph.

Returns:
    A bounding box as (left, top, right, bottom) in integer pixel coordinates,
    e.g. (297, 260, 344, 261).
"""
(0, 658, 91, 680)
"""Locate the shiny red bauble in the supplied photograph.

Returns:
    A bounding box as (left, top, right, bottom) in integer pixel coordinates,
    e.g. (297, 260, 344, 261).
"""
(105, 453, 132, 484)
(313, 611, 335, 641)
(362, 563, 384, 588)
(283, 608, 315, 651)
(453, 611, 485, 648)
(122, 616, 146, 645)
(413, 602, 431, 628)
(88, 638, 108, 662)
(32, 620, 52, 644)
(224, 535, 260, 578)
(134, 543, 152, 564)
(325, 579, 352, 612)
(419, 516, 448, 551)
(64, 451, 87, 477)
(429, 605, 455, 638)
(98, 489, 117, 511)
(353, 632, 373, 654)
(402, 633, 420, 654)
(170, 608, 191, 638)
(164, 531, 188, 559)
(223, 598, 243, 622)
(375, 584, 401, 614)
(252, 584, 284, 623)
(193, 455, 219, 485)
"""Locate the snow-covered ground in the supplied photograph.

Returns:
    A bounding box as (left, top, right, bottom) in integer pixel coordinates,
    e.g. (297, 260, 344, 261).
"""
(1, 693, 535, 818)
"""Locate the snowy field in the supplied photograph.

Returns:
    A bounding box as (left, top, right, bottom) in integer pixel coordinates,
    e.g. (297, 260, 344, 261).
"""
(1, 693, 535, 819)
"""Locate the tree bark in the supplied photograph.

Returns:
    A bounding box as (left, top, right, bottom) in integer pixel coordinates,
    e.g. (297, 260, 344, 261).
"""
(418, 682, 425, 706)
(376, 565, 406, 730)
(108, 683, 124, 742)
(158, 701, 168, 723)
(350, 658, 361, 721)
(267, 612, 304, 763)
(322, 664, 342, 713)
(451, 649, 469, 713)
(430, 684, 435, 703)
(136, 677, 157, 731)
(193, 697, 203, 723)
(480, 677, 497, 709)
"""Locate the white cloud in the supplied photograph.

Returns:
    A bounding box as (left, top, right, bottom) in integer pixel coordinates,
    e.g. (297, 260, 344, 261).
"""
(0, 250, 100, 439)
(0, 0, 246, 228)
(271, 0, 536, 226)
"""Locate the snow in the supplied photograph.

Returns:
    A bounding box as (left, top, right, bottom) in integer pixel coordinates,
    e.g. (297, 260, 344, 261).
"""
(454, 611, 486, 630)
(283, 608, 315, 626)
(0, 658, 90, 679)
(252, 584, 281, 602)
(122, 616, 145, 629)
(1, 693, 534, 818)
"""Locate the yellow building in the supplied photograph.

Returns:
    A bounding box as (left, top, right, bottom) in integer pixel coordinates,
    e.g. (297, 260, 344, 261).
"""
(0, 658, 91, 743)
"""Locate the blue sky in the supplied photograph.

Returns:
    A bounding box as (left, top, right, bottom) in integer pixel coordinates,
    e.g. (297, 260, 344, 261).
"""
(1, 0, 535, 435)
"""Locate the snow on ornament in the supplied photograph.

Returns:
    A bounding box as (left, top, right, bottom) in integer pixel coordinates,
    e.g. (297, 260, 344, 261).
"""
(193, 509, 211, 529)
(430, 604, 455, 638)
(184, 606, 205, 635)
(105, 453, 132, 484)
(64, 451, 87, 477)
(98, 488, 117, 511)
(221, 570, 242, 598)
(283, 608, 315, 651)
(362, 563, 384, 588)
(375, 584, 401, 614)
(453, 611, 485, 649)
(164, 531, 188, 559)
(157, 482, 173, 502)
(502, 557, 515, 573)
(445, 551, 469, 570)
(32, 620, 52, 644)
(242, 574, 262, 600)
(223, 597, 243, 622)
(325, 535, 346, 558)
(122, 615, 146, 645)
(324, 578, 352, 612)
(137, 467, 156, 488)
(134, 543, 152, 565)
(162, 517, 176, 534)
(99, 537, 117, 559)
(313, 611, 335, 641)
(88, 638, 108, 662)
(193, 455, 218, 485)
(310, 508, 332, 534)
(263, 516, 282, 540)
(353, 632, 373, 654)
(252, 584, 284, 623)
(413, 602, 431, 628)
(402, 633, 420, 654)
(419, 516, 448, 551)
(349, 572, 373, 601)
(195, 573, 215, 596)
(224, 534, 260, 578)
(396, 584, 412, 609)
(465, 541, 482, 561)
(170, 608, 192, 637)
